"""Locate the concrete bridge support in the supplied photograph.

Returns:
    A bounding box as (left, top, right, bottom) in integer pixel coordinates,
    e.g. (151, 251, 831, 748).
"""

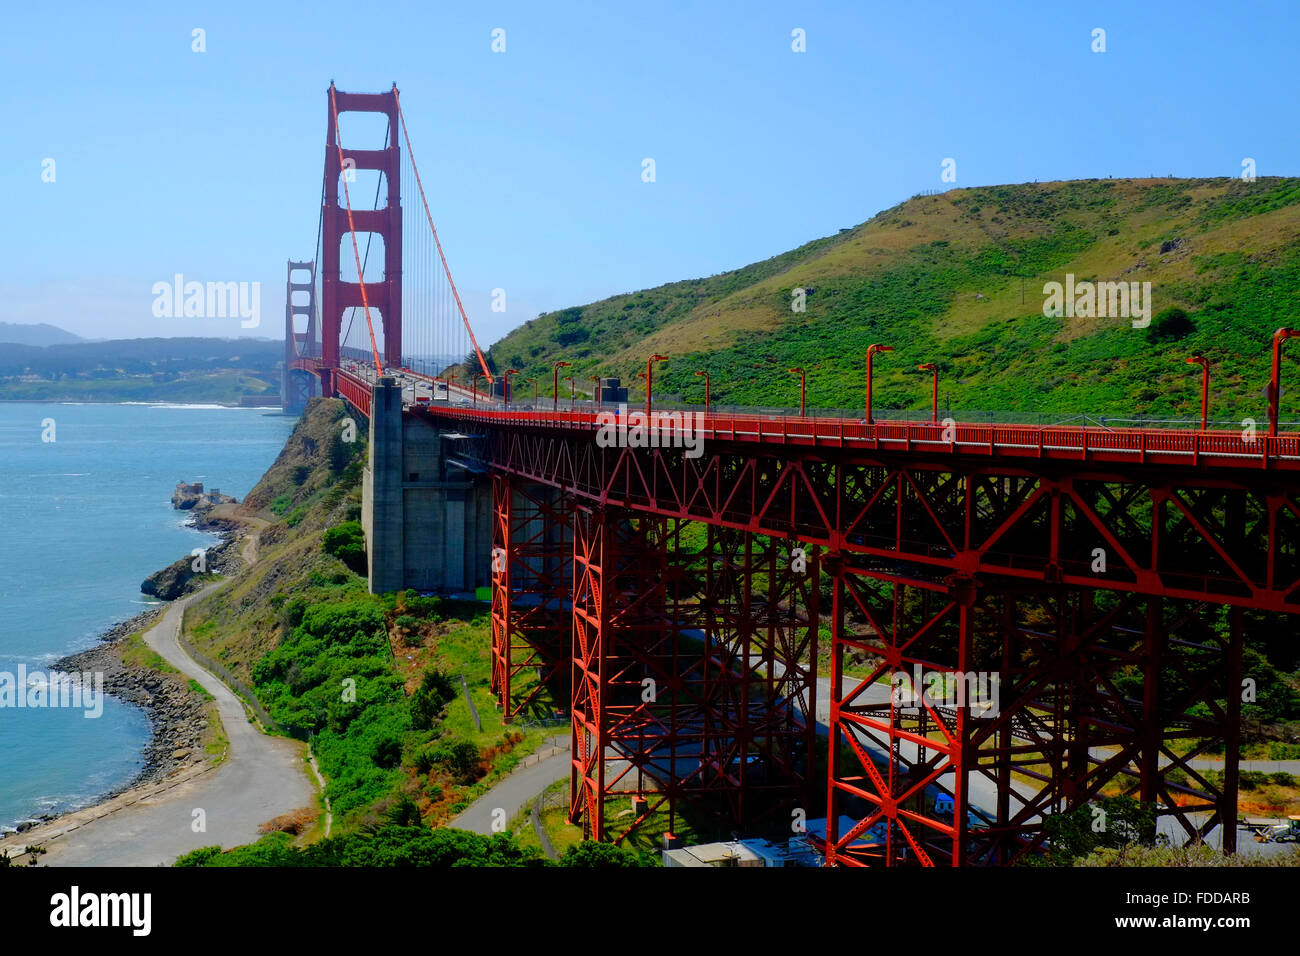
(362, 378, 492, 595)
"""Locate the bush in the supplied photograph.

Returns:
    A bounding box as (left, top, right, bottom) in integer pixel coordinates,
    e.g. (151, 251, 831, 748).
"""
(410, 668, 457, 731)
(1145, 306, 1196, 343)
(270, 493, 292, 516)
(558, 842, 657, 868)
(174, 825, 549, 868)
(322, 522, 367, 575)
(426, 739, 481, 783)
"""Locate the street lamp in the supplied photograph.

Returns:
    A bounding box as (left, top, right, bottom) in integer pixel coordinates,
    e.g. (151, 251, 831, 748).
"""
(645, 354, 668, 415)
(566, 377, 576, 411)
(917, 363, 938, 423)
(788, 367, 806, 417)
(504, 368, 520, 407)
(1184, 354, 1210, 430)
(552, 360, 571, 411)
(865, 344, 894, 424)
(590, 376, 601, 408)
(1269, 328, 1298, 437)
(694, 370, 710, 414)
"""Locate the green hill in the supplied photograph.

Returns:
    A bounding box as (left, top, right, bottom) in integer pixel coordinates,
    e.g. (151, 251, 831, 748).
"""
(484, 177, 1300, 423)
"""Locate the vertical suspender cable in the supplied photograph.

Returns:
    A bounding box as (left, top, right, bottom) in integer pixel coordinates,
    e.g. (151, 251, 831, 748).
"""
(393, 88, 493, 383)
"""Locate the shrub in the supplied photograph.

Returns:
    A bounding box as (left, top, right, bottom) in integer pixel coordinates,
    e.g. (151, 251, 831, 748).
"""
(270, 493, 292, 516)
(322, 522, 367, 574)
(1145, 306, 1196, 343)
(410, 668, 457, 731)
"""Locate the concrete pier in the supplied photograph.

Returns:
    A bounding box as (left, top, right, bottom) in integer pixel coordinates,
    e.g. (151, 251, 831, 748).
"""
(362, 378, 492, 594)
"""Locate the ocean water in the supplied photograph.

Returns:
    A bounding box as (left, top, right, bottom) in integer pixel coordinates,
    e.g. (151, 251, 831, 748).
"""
(0, 402, 295, 829)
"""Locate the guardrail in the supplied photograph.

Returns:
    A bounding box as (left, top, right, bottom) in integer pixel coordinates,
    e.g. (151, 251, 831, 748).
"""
(415, 405, 1300, 472)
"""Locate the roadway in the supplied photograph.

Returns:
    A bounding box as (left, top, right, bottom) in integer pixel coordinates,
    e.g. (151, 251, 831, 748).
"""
(1, 527, 317, 866)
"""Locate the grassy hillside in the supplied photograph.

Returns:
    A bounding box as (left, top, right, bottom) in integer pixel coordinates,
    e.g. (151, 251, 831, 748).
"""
(181, 398, 566, 838)
(485, 177, 1300, 423)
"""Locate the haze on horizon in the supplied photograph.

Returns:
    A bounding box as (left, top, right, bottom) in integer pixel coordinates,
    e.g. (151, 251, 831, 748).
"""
(3, 0, 1296, 347)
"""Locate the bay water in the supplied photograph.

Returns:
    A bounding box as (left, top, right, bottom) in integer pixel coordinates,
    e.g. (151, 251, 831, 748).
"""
(0, 402, 294, 830)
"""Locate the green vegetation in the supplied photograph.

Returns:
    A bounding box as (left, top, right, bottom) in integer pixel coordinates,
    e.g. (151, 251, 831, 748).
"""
(1077, 842, 1300, 867)
(1029, 796, 1159, 867)
(322, 521, 367, 575)
(175, 824, 652, 867)
(482, 177, 1300, 423)
(179, 398, 582, 866)
(120, 630, 177, 674)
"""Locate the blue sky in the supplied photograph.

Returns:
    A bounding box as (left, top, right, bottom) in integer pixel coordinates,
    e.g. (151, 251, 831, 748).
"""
(2, 0, 1296, 345)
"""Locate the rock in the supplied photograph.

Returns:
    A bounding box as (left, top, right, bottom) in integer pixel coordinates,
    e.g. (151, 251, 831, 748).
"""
(141, 554, 200, 601)
(172, 480, 237, 512)
(171, 749, 191, 760)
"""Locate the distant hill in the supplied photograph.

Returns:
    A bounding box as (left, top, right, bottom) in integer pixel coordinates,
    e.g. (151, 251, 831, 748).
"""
(485, 177, 1300, 422)
(0, 337, 283, 403)
(0, 322, 83, 346)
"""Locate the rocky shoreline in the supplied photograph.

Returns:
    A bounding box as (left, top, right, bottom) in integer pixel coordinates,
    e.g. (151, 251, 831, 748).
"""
(2, 487, 243, 838)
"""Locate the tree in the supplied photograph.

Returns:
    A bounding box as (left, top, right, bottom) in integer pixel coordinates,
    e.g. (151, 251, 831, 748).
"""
(1145, 306, 1196, 344)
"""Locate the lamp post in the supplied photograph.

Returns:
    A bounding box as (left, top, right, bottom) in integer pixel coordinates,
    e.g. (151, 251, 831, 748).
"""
(1184, 354, 1210, 430)
(1270, 328, 1298, 437)
(552, 360, 571, 411)
(917, 363, 938, 422)
(566, 377, 576, 411)
(644, 354, 668, 415)
(590, 376, 601, 409)
(694, 370, 710, 414)
(865, 344, 893, 424)
(788, 367, 806, 417)
(504, 368, 519, 408)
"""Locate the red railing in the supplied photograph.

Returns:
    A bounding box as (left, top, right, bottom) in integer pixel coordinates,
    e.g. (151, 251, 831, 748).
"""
(335, 369, 372, 419)
(414, 405, 1300, 471)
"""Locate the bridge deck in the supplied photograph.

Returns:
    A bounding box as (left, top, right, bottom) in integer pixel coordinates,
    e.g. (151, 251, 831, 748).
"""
(415, 403, 1300, 472)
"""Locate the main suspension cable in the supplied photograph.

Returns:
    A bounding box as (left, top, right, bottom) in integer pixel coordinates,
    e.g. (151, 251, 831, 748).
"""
(393, 86, 492, 382)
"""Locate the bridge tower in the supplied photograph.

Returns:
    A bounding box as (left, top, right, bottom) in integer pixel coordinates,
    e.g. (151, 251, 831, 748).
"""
(321, 83, 402, 395)
(283, 259, 317, 411)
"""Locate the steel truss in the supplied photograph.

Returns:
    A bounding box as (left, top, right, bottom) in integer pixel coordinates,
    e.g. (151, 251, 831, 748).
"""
(491, 474, 573, 721)
(463, 429, 1286, 862)
(824, 560, 1244, 865)
(567, 509, 819, 843)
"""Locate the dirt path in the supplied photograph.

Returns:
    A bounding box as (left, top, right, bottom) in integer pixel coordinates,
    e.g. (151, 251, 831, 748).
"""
(1, 515, 316, 866)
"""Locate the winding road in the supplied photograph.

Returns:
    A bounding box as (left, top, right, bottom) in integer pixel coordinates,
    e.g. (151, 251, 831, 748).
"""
(1, 522, 317, 866)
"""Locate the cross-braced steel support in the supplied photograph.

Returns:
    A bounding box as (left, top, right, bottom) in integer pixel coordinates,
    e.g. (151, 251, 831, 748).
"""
(490, 474, 572, 721)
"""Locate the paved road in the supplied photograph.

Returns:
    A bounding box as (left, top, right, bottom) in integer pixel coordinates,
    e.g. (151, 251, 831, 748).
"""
(14, 540, 316, 866)
(448, 739, 569, 836)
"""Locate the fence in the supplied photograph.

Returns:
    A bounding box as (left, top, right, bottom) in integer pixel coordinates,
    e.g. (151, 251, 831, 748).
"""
(177, 606, 304, 739)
